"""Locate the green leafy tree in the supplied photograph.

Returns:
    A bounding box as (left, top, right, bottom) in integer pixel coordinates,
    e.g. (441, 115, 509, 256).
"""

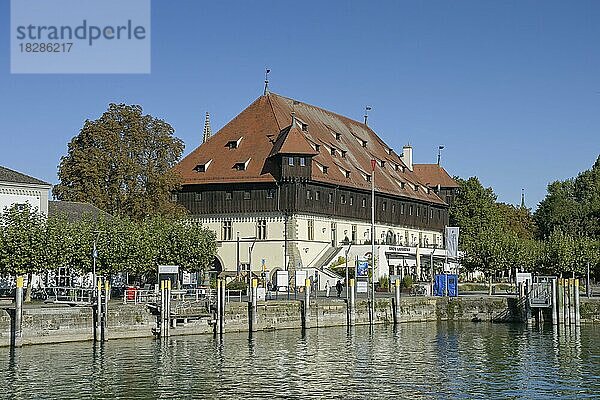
(0, 204, 46, 301)
(53, 103, 186, 220)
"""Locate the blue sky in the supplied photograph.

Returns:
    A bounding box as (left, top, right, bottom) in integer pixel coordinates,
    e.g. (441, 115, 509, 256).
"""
(1, 0, 599, 209)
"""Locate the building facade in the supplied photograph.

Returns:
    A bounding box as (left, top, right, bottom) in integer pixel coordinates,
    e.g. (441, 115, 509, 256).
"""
(174, 93, 456, 284)
(0, 166, 52, 215)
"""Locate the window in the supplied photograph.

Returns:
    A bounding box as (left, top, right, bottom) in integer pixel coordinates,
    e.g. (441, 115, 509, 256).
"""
(366, 174, 371, 182)
(382, 201, 387, 211)
(392, 204, 396, 213)
(330, 148, 336, 156)
(362, 198, 366, 208)
(288, 157, 294, 166)
(380, 160, 386, 168)
(234, 162, 246, 171)
(341, 150, 347, 158)
(267, 189, 275, 199)
(171, 193, 178, 202)
(222, 221, 232, 240)
(335, 132, 341, 140)
(328, 193, 333, 203)
(194, 192, 202, 202)
(308, 220, 314, 241)
(409, 205, 413, 216)
(226, 140, 238, 149)
(401, 203, 405, 214)
(438, 210, 441, 219)
(362, 140, 368, 147)
(302, 123, 308, 131)
(430, 209, 433, 219)
(341, 194, 346, 204)
(257, 220, 267, 240)
(352, 225, 357, 244)
(345, 171, 351, 178)
(349, 196, 354, 206)
(323, 166, 328, 174)
(306, 190, 311, 200)
(194, 164, 206, 172)
(225, 191, 233, 200)
(315, 191, 320, 201)
(315, 144, 320, 152)
(416, 207, 420, 217)
(243, 191, 251, 200)
(300, 157, 306, 167)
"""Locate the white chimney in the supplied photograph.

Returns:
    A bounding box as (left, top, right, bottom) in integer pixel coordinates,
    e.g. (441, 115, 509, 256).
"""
(401, 144, 413, 171)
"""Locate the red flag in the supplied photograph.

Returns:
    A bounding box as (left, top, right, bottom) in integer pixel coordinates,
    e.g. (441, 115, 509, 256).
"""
(371, 159, 376, 171)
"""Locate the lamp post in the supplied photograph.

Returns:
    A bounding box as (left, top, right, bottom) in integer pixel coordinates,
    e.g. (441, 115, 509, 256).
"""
(242, 236, 257, 299)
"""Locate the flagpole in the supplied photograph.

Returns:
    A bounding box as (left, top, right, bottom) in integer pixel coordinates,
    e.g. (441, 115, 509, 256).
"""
(370, 159, 376, 326)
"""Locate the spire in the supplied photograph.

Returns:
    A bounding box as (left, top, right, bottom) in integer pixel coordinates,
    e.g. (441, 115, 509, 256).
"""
(263, 68, 271, 95)
(203, 112, 212, 143)
(520, 188, 525, 208)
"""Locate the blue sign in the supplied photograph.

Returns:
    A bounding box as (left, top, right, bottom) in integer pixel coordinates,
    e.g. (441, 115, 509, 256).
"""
(357, 261, 369, 277)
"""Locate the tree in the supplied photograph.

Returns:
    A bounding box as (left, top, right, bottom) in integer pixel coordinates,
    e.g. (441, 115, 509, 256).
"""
(53, 103, 186, 220)
(535, 155, 600, 238)
(0, 204, 46, 301)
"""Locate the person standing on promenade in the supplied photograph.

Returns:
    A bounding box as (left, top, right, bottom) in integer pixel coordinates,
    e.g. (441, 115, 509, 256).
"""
(336, 280, 343, 297)
(325, 281, 330, 297)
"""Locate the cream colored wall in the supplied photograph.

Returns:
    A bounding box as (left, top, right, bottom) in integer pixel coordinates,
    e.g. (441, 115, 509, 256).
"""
(0, 182, 50, 216)
(196, 213, 444, 275)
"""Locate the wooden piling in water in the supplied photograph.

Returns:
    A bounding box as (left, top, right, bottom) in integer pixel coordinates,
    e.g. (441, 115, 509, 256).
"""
(251, 278, 258, 332)
(303, 278, 311, 330)
(574, 278, 581, 327)
(216, 279, 222, 335)
(12, 276, 24, 348)
(348, 278, 356, 327)
(393, 278, 401, 325)
(551, 278, 558, 326)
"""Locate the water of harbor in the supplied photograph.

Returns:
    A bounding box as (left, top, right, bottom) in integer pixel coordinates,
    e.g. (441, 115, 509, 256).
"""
(2, 322, 600, 399)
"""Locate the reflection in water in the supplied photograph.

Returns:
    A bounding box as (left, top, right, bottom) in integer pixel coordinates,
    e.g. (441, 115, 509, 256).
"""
(1, 323, 600, 399)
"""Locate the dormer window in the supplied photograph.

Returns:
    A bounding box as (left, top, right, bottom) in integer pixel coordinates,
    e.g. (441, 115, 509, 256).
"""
(345, 171, 351, 178)
(341, 150, 347, 158)
(366, 174, 371, 182)
(323, 166, 329, 174)
(234, 159, 250, 171)
(388, 148, 393, 155)
(226, 137, 243, 149)
(194, 159, 212, 172)
(362, 140, 368, 148)
(330, 148, 336, 156)
(315, 144, 320, 152)
(336, 133, 341, 140)
(380, 160, 385, 168)
(414, 185, 420, 192)
(302, 123, 308, 131)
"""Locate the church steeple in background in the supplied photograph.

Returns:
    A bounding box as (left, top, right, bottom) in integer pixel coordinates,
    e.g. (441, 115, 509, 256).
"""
(203, 112, 212, 143)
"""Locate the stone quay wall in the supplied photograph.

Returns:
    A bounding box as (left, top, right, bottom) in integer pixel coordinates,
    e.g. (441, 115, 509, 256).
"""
(1, 295, 599, 347)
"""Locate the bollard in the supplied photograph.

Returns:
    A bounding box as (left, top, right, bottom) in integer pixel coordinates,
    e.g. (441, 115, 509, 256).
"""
(348, 279, 356, 326)
(251, 278, 258, 332)
(96, 279, 102, 342)
(166, 280, 172, 336)
(557, 279, 564, 325)
(393, 278, 401, 325)
(12, 276, 24, 348)
(551, 278, 558, 326)
(216, 279, 222, 335)
(574, 278, 581, 327)
(220, 278, 226, 333)
(102, 280, 109, 342)
(303, 278, 311, 329)
(565, 279, 571, 326)
(525, 281, 532, 326)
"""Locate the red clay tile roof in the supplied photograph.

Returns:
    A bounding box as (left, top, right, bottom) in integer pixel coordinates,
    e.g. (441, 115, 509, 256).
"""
(269, 125, 319, 157)
(175, 93, 446, 205)
(413, 164, 459, 188)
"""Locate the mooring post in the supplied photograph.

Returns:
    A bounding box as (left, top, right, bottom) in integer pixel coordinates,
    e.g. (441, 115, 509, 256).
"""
(348, 278, 356, 326)
(303, 278, 311, 329)
(166, 279, 172, 336)
(525, 281, 532, 326)
(551, 278, 558, 326)
(393, 277, 401, 325)
(251, 278, 258, 332)
(220, 278, 226, 333)
(574, 278, 581, 327)
(557, 279, 564, 325)
(102, 280, 109, 342)
(96, 278, 102, 341)
(12, 276, 24, 348)
(216, 279, 222, 335)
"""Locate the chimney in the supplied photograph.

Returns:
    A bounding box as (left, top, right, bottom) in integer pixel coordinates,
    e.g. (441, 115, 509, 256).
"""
(401, 144, 413, 171)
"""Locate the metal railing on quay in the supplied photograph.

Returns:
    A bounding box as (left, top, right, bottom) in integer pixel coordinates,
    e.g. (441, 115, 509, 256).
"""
(43, 287, 95, 305)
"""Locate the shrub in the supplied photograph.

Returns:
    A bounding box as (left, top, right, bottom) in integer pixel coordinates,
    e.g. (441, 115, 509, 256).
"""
(402, 275, 413, 288)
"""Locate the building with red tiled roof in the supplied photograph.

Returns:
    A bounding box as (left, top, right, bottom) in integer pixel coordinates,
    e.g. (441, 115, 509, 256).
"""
(173, 93, 453, 283)
(413, 163, 459, 206)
